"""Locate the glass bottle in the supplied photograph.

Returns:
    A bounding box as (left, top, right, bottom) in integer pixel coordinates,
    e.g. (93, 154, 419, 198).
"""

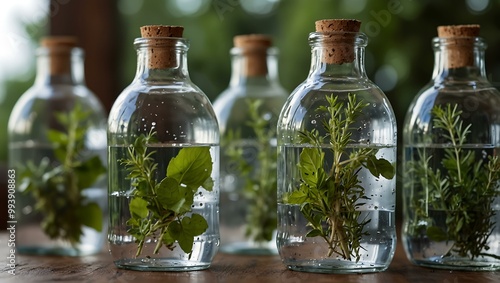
(107, 25, 219, 271)
(8, 37, 108, 256)
(276, 19, 397, 273)
(402, 25, 500, 271)
(213, 34, 287, 255)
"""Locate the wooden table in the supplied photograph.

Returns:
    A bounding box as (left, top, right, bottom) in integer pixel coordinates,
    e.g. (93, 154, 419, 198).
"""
(0, 232, 498, 283)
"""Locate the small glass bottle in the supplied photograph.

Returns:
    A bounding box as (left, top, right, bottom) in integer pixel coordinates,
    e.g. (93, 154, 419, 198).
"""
(8, 37, 108, 256)
(213, 34, 287, 255)
(107, 25, 219, 271)
(402, 25, 500, 271)
(276, 19, 397, 273)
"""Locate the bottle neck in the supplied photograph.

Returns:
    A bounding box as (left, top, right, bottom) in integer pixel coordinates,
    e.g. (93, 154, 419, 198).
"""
(432, 37, 487, 82)
(134, 37, 190, 83)
(34, 47, 85, 85)
(229, 46, 279, 87)
(307, 31, 367, 79)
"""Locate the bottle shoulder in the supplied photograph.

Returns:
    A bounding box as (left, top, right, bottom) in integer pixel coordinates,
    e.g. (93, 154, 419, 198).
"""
(278, 82, 397, 145)
(403, 82, 500, 145)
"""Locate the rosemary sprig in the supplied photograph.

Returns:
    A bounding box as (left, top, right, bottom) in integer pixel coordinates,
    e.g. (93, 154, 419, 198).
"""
(122, 129, 214, 257)
(408, 104, 500, 260)
(285, 94, 395, 261)
(222, 99, 277, 243)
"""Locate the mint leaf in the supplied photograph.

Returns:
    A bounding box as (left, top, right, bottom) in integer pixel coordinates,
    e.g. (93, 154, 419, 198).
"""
(202, 176, 214, 192)
(156, 177, 189, 213)
(166, 221, 193, 253)
(298, 148, 325, 188)
(129, 197, 149, 219)
(363, 155, 395, 180)
(182, 213, 208, 236)
(164, 214, 208, 254)
(167, 147, 212, 188)
(286, 189, 308, 204)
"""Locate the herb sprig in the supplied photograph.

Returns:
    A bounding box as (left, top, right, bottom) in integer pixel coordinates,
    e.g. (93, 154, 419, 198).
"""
(408, 104, 500, 260)
(223, 99, 277, 243)
(285, 94, 394, 261)
(122, 130, 214, 257)
(19, 104, 106, 246)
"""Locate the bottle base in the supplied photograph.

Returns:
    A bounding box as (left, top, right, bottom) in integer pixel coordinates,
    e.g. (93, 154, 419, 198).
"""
(284, 260, 389, 274)
(113, 258, 211, 272)
(412, 258, 500, 271)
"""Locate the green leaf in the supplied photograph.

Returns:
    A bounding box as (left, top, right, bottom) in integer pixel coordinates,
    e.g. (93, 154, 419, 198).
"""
(306, 229, 322, 238)
(202, 177, 214, 192)
(298, 147, 325, 188)
(168, 221, 182, 239)
(182, 214, 208, 236)
(47, 129, 68, 145)
(129, 197, 149, 219)
(74, 156, 106, 189)
(164, 214, 208, 254)
(363, 155, 395, 179)
(166, 220, 196, 254)
(177, 233, 194, 254)
(286, 190, 308, 204)
(156, 177, 187, 213)
(426, 226, 448, 242)
(78, 202, 103, 232)
(167, 147, 212, 188)
(162, 230, 176, 248)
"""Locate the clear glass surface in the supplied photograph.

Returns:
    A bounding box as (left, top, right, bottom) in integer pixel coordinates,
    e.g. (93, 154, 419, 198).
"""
(276, 31, 397, 273)
(402, 37, 500, 271)
(214, 45, 288, 255)
(8, 45, 107, 256)
(107, 37, 220, 271)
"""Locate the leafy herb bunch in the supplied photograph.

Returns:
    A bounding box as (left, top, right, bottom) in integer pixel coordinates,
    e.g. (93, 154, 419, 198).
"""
(223, 99, 277, 243)
(285, 94, 395, 261)
(122, 129, 214, 257)
(408, 104, 500, 260)
(20, 104, 106, 246)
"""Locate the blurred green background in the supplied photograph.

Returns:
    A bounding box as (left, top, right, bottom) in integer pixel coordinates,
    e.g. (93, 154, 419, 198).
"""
(1, 0, 500, 225)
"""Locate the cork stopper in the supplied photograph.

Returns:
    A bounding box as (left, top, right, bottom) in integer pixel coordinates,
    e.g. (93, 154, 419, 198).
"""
(437, 24, 480, 69)
(315, 19, 361, 64)
(40, 36, 78, 75)
(140, 25, 184, 69)
(233, 34, 272, 77)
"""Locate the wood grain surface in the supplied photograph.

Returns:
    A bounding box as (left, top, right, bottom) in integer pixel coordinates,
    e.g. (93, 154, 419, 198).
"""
(0, 233, 498, 283)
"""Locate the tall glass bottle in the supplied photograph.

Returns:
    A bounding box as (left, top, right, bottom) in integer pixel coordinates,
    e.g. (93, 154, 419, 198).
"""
(8, 37, 108, 256)
(277, 19, 397, 273)
(213, 34, 287, 255)
(402, 25, 500, 271)
(107, 25, 219, 271)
